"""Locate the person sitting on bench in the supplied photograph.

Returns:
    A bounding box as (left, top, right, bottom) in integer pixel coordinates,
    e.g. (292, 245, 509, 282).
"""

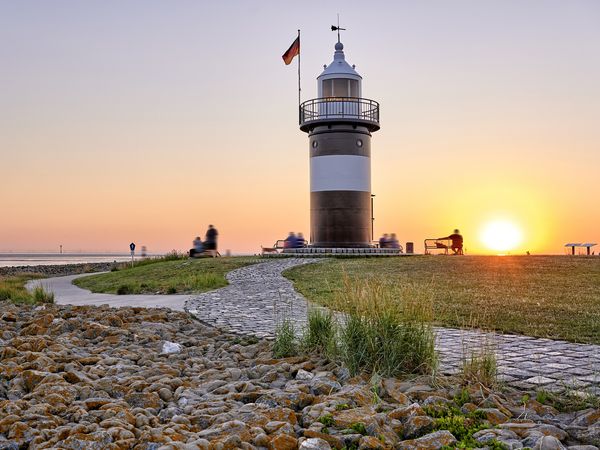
(284, 232, 297, 249)
(189, 236, 203, 257)
(439, 229, 464, 255)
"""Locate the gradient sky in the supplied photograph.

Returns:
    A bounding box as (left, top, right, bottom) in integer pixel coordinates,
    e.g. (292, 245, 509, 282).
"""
(1, 0, 599, 254)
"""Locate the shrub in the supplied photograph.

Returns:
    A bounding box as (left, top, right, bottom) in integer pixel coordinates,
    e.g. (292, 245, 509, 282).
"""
(334, 277, 437, 377)
(163, 250, 187, 261)
(302, 308, 337, 356)
(273, 318, 298, 358)
(116, 284, 133, 295)
(32, 286, 54, 304)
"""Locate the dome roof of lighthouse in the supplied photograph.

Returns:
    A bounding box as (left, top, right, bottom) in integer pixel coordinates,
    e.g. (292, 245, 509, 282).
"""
(318, 41, 362, 79)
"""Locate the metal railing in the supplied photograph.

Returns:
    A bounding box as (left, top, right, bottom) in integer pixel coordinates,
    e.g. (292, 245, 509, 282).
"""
(299, 97, 380, 128)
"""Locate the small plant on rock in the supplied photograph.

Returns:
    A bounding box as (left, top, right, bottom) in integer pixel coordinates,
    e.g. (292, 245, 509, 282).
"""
(349, 422, 367, 435)
(453, 388, 471, 407)
(318, 414, 335, 427)
(273, 318, 298, 358)
(335, 403, 350, 411)
(431, 407, 495, 449)
(536, 389, 550, 404)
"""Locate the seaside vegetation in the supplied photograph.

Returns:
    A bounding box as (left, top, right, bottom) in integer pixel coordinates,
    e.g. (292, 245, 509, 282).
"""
(274, 277, 437, 378)
(284, 255, 600, 344)
(0, 273, 50, 304)
(74, 255, 260, 295)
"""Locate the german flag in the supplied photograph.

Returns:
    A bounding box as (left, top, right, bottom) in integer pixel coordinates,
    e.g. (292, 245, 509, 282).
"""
(282, 36, 300, 65)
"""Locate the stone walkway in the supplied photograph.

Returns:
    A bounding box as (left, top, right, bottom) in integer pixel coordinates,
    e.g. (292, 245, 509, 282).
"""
(187, 258, 600, 394)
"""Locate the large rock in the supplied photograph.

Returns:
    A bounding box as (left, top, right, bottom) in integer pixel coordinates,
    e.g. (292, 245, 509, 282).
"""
(534, 435, 567, 450)
(299, 438, 332, 450)
(398, 430, 457, 450)
(124, 392, 162, 410)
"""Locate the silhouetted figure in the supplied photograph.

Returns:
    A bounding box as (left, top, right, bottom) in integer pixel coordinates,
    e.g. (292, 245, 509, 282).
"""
(205, 225, 218, 252)
(379, 233, 390, 248)
(296, 233, 306, 248)
(389, 233, 400, 249)
(439, 229, 464, 255)
(284, 232, 297, 249)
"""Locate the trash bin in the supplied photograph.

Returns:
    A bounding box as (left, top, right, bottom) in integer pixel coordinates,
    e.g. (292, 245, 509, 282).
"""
(406, 242, 414, 254)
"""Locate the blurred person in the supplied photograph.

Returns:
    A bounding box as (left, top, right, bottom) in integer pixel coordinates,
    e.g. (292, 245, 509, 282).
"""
(296, 232, 305, 248)
(439, 229, 463, 255)
(379, 233, 389, 248)
(389, 233, 400, 249)
(190, 236, 203, 257)
(205, 225, 219, 254)
(284, 232, 297, 249)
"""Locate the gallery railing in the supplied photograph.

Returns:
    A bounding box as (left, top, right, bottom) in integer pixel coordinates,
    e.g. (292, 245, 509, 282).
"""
(299, 97, 380, 130)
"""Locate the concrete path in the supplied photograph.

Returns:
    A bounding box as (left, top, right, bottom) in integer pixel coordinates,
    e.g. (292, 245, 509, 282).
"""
(26, 274, 189, 311)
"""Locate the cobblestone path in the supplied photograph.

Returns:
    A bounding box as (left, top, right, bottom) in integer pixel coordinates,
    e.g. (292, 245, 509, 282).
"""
(186, 258, 600, 393)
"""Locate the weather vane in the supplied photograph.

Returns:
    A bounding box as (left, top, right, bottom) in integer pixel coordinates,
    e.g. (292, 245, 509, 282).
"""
(331, 14, 346, 43)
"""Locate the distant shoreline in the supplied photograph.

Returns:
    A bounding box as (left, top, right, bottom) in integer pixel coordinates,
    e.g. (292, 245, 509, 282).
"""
(0, 262, 116, 278)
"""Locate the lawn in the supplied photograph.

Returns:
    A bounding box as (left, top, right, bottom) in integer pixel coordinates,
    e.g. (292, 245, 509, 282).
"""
(74, 256, 260, 294)
(284, 255, 600, 344)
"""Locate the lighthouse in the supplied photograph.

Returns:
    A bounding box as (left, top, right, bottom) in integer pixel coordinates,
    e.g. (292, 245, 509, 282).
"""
(299, 37, 380, 248)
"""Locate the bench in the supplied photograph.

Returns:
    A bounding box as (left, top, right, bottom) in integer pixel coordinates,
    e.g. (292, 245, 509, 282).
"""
(189, 249, 220, 258)
(261, 239, 308, 255)
(424, 239, 452, 255)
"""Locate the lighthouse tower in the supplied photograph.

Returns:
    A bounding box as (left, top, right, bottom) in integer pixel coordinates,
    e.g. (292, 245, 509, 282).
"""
(299, 38, 380, 248)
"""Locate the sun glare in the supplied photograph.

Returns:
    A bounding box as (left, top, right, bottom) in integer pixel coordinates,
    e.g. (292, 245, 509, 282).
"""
(480, 220, 523, 253)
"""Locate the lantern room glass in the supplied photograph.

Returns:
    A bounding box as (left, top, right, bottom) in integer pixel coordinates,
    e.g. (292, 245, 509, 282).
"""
(322, 79, 359, 98)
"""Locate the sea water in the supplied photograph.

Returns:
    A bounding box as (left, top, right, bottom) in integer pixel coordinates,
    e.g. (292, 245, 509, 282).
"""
(0, 253, 138, 268)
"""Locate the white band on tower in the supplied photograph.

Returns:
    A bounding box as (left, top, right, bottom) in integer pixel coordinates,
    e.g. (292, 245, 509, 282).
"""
(310, 155, 371, 192)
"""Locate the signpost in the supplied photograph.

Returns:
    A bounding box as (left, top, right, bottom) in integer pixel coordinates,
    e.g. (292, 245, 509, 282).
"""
(129, 242, 136, 267)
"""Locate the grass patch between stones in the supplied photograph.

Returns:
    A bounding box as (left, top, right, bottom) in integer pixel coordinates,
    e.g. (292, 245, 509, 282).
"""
(73, 256, 259, 295)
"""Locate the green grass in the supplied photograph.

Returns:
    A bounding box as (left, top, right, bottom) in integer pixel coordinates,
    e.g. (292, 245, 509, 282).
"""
(302, 308, 337, 355)
(460, 346, 498, 388)
(284, 256, 600, 344)
(335, 277, 437, 377)
(273, 318, 299, 358)
(74, 256, 259, 294)
(0, 273, 47, 304)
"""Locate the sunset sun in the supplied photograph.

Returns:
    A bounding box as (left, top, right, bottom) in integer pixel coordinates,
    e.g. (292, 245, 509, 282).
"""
(481, 220, 523, 253)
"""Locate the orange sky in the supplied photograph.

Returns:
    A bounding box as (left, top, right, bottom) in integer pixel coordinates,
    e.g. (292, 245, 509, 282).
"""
(1, 1, 599, 255)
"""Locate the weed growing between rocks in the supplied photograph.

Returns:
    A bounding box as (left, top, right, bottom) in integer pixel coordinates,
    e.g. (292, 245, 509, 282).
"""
(334, 277, 437, 377)
(424, 402, 502, 449)
(272, 277, 437, 378)
(32, 286, 54, 304)
(536, 386, 600, 412)
(459, 342, 498, 389)
(273, 318, 298, 358)
(302, 307, 337, 356)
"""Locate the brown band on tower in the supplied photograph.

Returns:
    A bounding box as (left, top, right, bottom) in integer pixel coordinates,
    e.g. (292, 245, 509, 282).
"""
(310, 191, 371, 247)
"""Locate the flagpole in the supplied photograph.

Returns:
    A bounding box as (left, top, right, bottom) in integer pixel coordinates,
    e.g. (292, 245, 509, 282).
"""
(297, 29, 301, 106)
